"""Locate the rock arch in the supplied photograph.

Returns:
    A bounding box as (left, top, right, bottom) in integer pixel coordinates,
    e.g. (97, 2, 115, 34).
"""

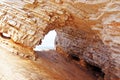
(0, 0, 119, 80)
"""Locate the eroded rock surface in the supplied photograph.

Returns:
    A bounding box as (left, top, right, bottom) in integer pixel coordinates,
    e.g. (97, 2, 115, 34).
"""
(55, 1, 120, 80)
(55, 26, 120, 80)
(0, 46, 97, 80)
(0, 0, 71, 48)
(1, 0, 119, 48)
(0, 0, 119, 80)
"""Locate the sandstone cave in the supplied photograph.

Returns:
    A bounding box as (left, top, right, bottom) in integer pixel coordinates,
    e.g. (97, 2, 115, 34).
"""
(0, 0, 119, 80)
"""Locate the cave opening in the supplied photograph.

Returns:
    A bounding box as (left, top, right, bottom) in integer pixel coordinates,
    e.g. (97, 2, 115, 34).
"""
(34, 30, 57, 51)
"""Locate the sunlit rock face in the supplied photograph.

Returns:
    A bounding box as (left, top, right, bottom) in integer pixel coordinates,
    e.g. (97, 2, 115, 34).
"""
(0, 0, 71, 48)
(0, 0, 119, 79)
(0, 0, 119, 49)
(0, 0, 71, 58)
(1, 0, 120, 49)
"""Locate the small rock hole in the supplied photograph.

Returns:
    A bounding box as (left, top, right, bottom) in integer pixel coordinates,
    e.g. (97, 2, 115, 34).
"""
(69, 54, 80, 61)
(0, 33, 11, 39)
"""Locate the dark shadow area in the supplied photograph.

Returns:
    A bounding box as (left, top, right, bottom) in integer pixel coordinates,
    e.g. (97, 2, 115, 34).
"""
(69, 54, 80, 61)
(87, 63, 105, 80)
(68, 53, 104, 80)
(0, 33, 11, 39)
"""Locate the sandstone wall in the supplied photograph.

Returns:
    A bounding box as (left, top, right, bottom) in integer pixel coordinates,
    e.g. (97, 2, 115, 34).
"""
(0, 0, 119, 80)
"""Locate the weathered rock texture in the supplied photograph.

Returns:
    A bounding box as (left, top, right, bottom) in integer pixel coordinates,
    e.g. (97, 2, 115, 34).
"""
(0, 45, 97, 80)
(55, 0, 120, 80)
(0, 0, 119, 80)
(55, 26, 120, 80)
(0, 0, 71, 47)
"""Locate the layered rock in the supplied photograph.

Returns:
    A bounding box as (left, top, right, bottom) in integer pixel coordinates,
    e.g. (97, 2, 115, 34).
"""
(0, 0, 71, 48)
(2, 0, 119, 49)
(0, 0, 119, 80)
(55, 0, 120, 80)
(0, 0, 71, 57)
(55, 26, 120, 80)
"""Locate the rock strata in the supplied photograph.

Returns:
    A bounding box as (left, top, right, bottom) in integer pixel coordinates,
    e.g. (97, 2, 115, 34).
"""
(0, 0, 119, 80)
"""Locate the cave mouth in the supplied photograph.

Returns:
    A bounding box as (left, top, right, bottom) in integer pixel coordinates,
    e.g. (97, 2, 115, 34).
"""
(34, 30, 57, 51)
(33, 28, 105, 79)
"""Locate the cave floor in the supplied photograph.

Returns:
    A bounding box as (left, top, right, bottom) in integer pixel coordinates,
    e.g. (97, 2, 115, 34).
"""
(0, 46, 102, 80)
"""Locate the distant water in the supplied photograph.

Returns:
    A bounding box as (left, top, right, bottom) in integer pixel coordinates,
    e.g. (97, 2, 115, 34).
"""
(34, 30, 56, 51)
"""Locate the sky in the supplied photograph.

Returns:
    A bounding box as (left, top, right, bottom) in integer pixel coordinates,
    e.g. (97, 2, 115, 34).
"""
(34, 30, 56, 51)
